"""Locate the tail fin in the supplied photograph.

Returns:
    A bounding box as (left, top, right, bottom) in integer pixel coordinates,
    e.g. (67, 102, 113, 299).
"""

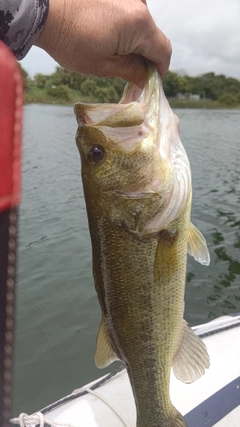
(173, 411, 188, 427)
(137, 408, 188, 427)
(161, 409, 188, 427)
(166, 407, 188, 427)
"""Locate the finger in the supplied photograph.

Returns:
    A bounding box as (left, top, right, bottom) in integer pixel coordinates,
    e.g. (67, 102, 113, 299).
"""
(102, 54, 148, 87)
(136, 22, 172, 77)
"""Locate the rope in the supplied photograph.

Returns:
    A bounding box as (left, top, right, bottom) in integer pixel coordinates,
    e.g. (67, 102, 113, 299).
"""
(41, 365, 126, 415)
(10, 387, 131, 427)
(85, 388, 131, 427)
(10, 412, 75, 427)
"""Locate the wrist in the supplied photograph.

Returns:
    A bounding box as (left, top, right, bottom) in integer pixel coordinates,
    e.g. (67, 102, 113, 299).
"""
(34, 0, 71, 55)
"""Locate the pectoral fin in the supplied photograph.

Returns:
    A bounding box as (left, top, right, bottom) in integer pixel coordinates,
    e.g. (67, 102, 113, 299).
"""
(187, 222, 210, 265)
(172, 320, 210, 383)
(95, 318, 118, 368)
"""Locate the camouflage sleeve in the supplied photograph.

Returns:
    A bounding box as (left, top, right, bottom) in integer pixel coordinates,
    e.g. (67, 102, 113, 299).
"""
(0, 0, 49, 59)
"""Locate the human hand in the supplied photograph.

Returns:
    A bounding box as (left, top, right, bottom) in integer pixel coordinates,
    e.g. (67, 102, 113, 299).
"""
(35, 0, 171, 85)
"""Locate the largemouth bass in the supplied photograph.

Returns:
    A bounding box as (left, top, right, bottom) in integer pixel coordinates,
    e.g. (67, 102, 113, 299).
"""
(74, 64, 210, 427)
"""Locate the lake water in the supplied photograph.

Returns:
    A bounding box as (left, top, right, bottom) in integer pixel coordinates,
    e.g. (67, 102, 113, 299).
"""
(12, 104, 240, 416)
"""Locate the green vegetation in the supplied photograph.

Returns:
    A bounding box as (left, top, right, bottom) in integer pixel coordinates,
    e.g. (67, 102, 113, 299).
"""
(19, 64, 125, 105)
(164, 71, 240, 108)
(19, 64, 240, 108)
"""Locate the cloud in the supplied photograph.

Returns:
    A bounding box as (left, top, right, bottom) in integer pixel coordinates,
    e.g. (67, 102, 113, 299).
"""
(21, 47, 59, 78)
(21, 0, 240, 79)
(148, 0, 240, 78)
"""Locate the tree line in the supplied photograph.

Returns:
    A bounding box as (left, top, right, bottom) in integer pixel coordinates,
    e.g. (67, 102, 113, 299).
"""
(163, 71, 240, 106)
(19, 64, 240, 107)
(20, 64, 126, 104)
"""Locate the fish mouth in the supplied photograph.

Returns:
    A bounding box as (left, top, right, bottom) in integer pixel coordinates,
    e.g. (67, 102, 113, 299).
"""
(75, 64, 192, 232)
(119, 63, 157, 107)
(74, 64, 158, 133)
(74, 65, 162, 156)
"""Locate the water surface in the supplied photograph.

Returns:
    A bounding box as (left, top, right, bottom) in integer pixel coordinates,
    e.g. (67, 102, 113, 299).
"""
(13, 105, 240, 415)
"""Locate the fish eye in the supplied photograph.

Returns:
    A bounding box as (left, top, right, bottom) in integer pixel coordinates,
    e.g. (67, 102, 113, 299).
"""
(88, 145, 105, 163)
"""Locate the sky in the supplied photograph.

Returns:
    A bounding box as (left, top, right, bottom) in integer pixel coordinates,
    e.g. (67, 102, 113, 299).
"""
(21, 0, 240, 79)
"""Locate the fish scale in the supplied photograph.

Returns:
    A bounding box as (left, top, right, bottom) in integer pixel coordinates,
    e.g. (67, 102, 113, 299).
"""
(92, 210, 188, 426)
(75, 63, 210, 427)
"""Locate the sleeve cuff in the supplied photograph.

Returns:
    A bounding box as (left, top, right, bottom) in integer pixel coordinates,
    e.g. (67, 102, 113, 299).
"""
(0, 0, 49, 59)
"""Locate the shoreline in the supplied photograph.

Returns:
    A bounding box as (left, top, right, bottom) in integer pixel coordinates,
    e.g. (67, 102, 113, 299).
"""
(24, 97, 240, 110)
(23, 83, 240, 110)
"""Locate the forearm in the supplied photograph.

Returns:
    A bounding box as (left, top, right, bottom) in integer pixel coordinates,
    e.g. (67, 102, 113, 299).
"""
(34, 0, 171, 84)
(0, 0, 171, 85)
(0, 0, 49, 59)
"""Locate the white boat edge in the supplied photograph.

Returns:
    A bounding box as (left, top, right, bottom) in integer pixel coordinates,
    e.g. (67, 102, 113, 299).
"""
(11, 314, 240, 427)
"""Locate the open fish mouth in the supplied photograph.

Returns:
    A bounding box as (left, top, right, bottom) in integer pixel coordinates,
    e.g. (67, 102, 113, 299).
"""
(75, 64, 192, 232)
(74, 64, 157, 151)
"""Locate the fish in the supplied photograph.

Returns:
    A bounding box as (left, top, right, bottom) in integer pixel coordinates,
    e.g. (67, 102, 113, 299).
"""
(74, 63, 210, 427)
